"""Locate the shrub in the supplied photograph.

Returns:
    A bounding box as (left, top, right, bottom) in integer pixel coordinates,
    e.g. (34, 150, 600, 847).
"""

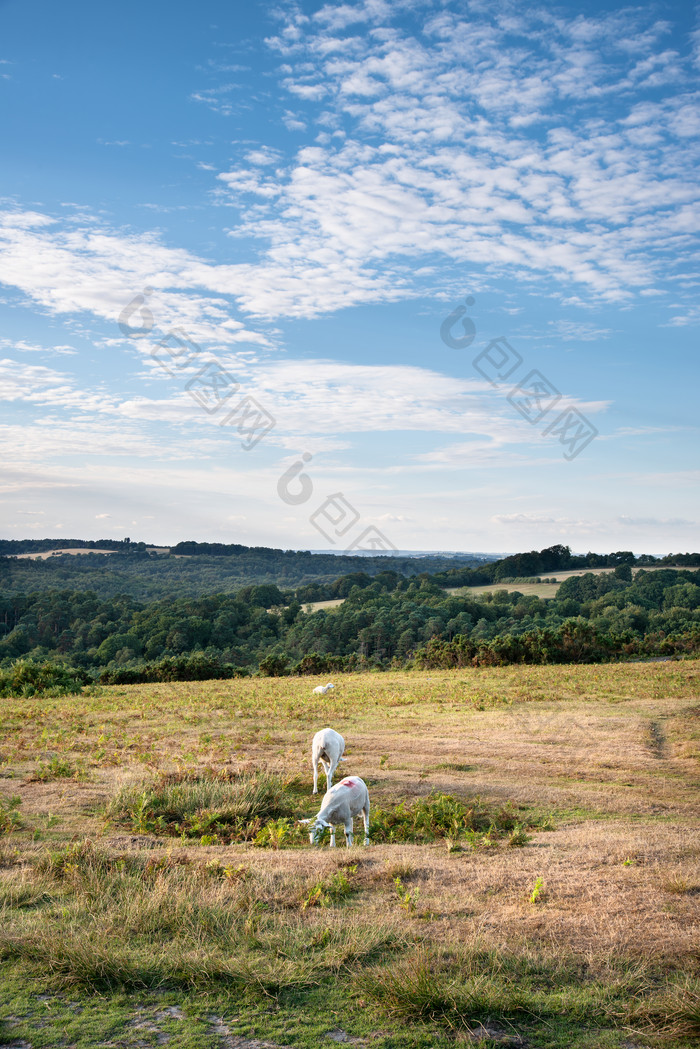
(0, 659, 88, 698)
(98, 654, 249, 685)
(291, 653, 347, 676)
(257, 654, 290, 677)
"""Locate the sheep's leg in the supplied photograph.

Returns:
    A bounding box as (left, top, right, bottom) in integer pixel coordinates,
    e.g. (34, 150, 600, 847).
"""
(320, 756, 333, 794)
(362, 805, 370, 845)
(329, 825, 336, 847)
(344, 819, 354, 847)
(312, 753, 319, 795)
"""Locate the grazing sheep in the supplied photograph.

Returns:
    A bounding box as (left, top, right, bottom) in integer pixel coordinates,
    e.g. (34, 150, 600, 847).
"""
(300, 776, 370, 847)
(312, 682, 335, 695)
(311, 727, 346, 795)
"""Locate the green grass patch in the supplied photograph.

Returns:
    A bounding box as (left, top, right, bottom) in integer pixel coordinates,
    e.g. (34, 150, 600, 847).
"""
(1, 843, 404, 1001)
(104, 767, 304, 844)
(104, 773, 540, 852)
(356, 943, 700, 1043)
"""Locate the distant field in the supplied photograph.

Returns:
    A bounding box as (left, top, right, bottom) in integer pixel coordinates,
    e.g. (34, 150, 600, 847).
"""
(447, 564, 683, 600)
(1, 662, 698, 1048)
(299, 565, 687, 609)
(447, 580, 560, 598)
(303, 597, 346, 611)
(13, 548, 116, 560)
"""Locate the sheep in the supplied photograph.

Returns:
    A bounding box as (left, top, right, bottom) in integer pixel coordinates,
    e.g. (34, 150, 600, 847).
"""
(311, 727, 346, 795)
(312, 682, 335, 695)
(299, 776, 370, 847)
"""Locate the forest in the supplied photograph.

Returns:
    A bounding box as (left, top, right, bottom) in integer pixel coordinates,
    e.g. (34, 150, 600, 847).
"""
(0, 541, 485, 601)
(0, 543, 698, 688)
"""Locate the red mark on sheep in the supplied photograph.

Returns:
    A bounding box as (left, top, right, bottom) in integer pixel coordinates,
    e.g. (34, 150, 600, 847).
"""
(343, 779, 356, 787)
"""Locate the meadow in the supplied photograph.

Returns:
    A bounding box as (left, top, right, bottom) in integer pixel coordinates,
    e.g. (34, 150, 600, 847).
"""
(0, 662, 698, 1049)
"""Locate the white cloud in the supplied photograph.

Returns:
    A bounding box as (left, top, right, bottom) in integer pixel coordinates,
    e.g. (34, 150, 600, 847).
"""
(203, 2, 700, 318)
(0, 209, 274, 345)
(0, 338, 77, 356)
(6, 5, 698, 331)
(491, 512, 593, 529)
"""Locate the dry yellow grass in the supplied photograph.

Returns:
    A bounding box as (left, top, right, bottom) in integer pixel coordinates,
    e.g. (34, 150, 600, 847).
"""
(2, 661, 698, 976)
(0, 662, 697, 1049)
(303, 597, 346, 611)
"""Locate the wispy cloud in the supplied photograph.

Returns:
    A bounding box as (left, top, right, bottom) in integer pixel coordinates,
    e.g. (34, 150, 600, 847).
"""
(200, 1, 700, 318)
(0, 210, 272, 346)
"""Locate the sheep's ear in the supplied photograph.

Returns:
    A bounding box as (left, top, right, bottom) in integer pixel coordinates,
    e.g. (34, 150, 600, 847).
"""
(298, 818, 312, 825)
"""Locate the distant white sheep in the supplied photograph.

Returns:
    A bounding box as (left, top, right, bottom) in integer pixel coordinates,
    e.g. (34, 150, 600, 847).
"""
(300, 776, 370, 847)
(311, 727, 346, 795)
(312, 682, 335, 695)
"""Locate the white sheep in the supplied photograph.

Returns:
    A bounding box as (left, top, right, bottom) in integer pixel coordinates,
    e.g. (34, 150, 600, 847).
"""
(299, 776, 370, 847)
(312, 682, 335, 694)
(311, 727, 346, 795)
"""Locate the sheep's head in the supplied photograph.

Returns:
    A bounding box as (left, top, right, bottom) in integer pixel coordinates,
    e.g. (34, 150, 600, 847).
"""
(299, 816, 330, 845)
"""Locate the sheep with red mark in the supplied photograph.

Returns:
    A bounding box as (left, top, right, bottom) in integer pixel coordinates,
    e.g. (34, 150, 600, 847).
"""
(299, 776, 370, 848)
(311, 727, 346, 795)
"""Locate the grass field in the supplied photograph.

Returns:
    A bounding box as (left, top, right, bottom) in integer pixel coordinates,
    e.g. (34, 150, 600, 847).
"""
(446, 581, 561, 598)
(304, 598, 347, 612)
(308, 566, 684, 607)
(1, 662, 699, 1048)
(444, 565, 687, 600)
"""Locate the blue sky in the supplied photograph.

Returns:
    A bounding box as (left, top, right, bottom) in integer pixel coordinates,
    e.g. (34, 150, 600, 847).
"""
(1, 0, 698, 555)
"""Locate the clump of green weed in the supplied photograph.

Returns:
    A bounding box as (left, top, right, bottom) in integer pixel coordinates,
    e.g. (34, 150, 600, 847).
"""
(0, 795, 23, 835)
(507, 824, 531, 848)
(302, 865, 358, 909)
(202, 860, 248, 884)
(33, 756, 87, 782)
(369, 792, 533, 848)
(253, 817, 303, 849)
(529, 876, 546, 904)
(394, 876, 420, 914)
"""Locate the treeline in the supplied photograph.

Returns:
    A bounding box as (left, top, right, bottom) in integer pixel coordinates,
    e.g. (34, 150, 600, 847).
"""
(0, 547, 485, 602)
(0, 555, 698, 680)
(431, 544, 700, 588)
(415, 621, 700, 668)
